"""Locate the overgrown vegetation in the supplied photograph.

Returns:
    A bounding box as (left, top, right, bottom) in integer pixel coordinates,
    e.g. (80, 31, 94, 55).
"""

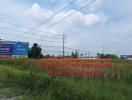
(97, 53, 119, 59)
(0, 58, 132, 100)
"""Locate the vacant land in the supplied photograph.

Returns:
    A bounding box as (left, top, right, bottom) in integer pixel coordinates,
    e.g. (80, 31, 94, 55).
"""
(0, 58, 132, 100)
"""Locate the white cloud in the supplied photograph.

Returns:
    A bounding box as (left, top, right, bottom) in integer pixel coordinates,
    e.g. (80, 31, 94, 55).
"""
(1, 0, 132, 55)
(52, 10, 103, 31)
(26, 3, 53, 19)
(24, 4, 104, 36)
(77, 13, 102, 26)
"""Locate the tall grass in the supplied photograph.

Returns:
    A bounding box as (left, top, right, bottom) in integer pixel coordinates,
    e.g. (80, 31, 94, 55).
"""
(0, 58, 132, 100)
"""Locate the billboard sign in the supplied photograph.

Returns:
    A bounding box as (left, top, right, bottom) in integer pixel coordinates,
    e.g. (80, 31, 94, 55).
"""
(0, 44, 13, 54)
(0, 41, 29, 58)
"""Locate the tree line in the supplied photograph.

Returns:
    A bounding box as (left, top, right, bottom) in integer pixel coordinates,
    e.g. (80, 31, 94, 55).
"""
(28, 43, 119, 59)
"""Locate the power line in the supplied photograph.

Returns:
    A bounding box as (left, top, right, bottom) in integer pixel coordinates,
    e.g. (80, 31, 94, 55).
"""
(0, 26, 63, 43)
(0, 28, 65, 55)
(0, 20, 61, 40)
(65, 37, 100, 53)
(0, 20, 57, 38)
(11, 0, 97, 40)
(3, 27, 104, 55)
(0, 29, 61, 47)
(0, 20, 32, 30)
(0, 1, 99, 57)
(10, 0, 77, 40)
(39, 42, 95, 56)
(26, 0, 77, 32)
(65, 41, 90, 51)
(0, 26, 26, 33)
(40, 0, 97, 32)
(0, 32, 58, 43)
(0, 0, 102, 55)
(0, 25, 98, 54)
(28, 34, 109, 56)
(65, 42, 99, 55)
(0, 19, 63, 40)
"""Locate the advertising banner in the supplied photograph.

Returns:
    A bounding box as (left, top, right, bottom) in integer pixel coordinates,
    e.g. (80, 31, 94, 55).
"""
(0, 41, 29, 58)
(0, 44, 13, 54)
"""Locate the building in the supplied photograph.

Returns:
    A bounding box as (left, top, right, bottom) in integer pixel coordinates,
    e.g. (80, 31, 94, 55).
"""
(121, 55, 132, 60)
(79, 53, 97, 58)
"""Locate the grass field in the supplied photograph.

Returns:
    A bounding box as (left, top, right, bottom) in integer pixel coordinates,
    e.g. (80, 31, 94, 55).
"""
(0, 58, 132, 100)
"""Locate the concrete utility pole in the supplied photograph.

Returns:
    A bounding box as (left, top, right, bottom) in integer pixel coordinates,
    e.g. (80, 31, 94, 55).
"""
(62, 34, 66, 57)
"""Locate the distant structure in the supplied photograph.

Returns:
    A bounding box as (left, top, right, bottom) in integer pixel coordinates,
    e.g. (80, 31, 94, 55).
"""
(79, 53, 89, 58)
(79, 53, 97, 58)
(121, 55, 132, 60)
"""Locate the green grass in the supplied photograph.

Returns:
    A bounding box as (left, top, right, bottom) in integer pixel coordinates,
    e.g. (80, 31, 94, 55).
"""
(0, 58, 132, 100)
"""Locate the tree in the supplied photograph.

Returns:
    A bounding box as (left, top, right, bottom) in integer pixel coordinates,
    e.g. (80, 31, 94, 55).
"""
(71, 51, 78, 58)
(74, 51, 78, 58)
(44, 54, 50, 58)
(97, 53, 100, 58)
(71, 52, 75, 58)
(29, 43, 43, 58)
(97, 53, 119, 59)
(104, 54, 119, 59)
(100, 53, 105, 58)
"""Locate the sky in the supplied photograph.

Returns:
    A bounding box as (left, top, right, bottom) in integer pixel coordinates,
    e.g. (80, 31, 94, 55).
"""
(0, 0, 132, 56)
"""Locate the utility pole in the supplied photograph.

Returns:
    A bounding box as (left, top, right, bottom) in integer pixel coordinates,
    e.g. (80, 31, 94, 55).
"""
(62, 34, 66, 57)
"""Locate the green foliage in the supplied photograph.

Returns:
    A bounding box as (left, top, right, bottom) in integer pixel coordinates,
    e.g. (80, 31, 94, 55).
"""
(0, 59, 132, 100)
(97, 53, 119, 59)
(105, 54, 119, 59)
(44, 54, 56, 58)
(71, 51, 78, 58)
(29, 43, 44, 58)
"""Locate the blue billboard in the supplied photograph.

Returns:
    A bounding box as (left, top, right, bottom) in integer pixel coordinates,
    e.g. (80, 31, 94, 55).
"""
(0, 44, 13, 54)
(0, 41, 29, 58)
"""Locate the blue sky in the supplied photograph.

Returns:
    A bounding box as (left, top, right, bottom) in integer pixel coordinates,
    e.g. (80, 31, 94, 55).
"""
(0, 0, 132, 56)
